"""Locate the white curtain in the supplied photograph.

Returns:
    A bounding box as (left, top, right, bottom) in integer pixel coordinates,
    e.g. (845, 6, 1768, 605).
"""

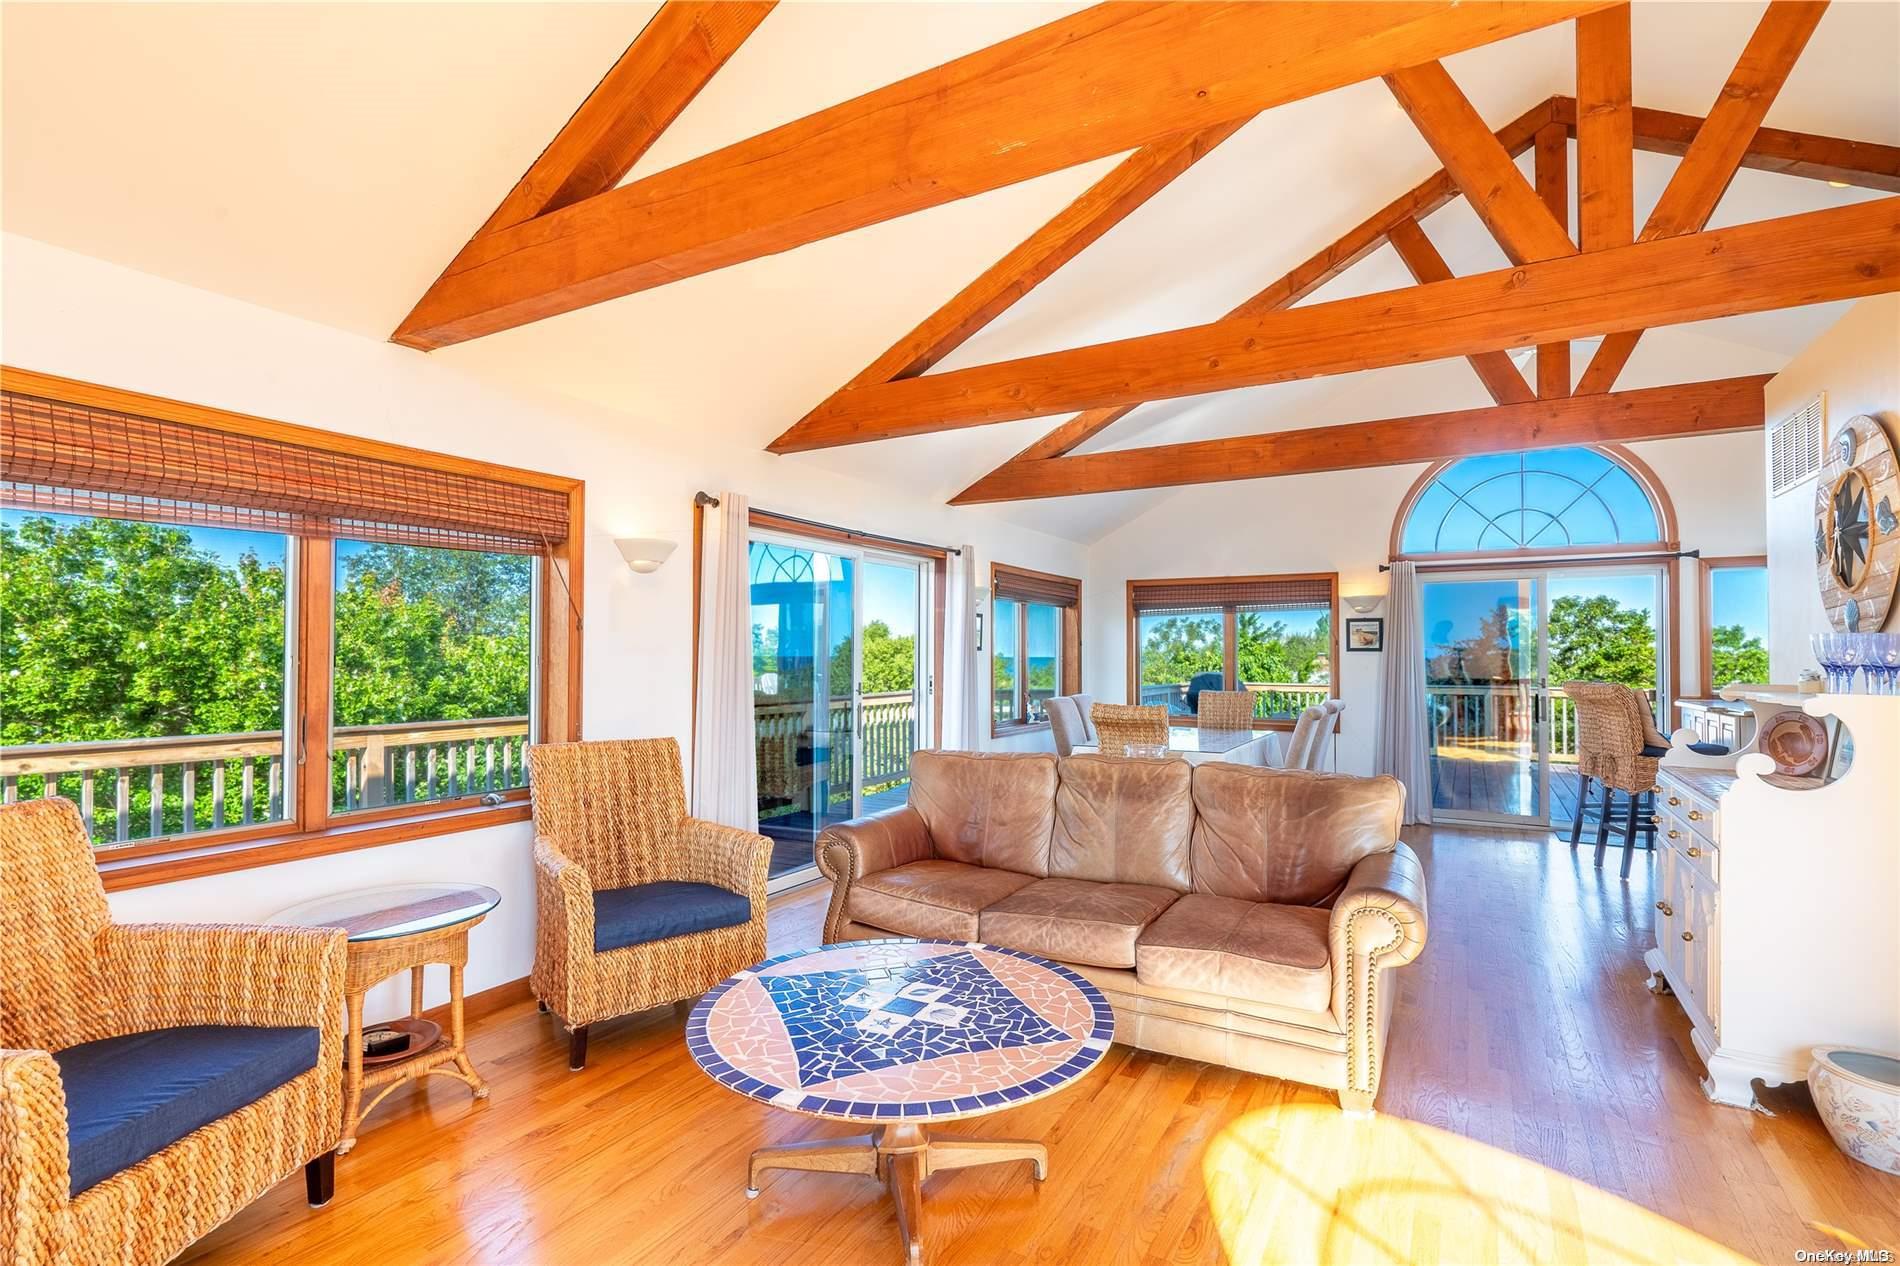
(692, 492, 758, 830)
(1376, 561, 1433, 825)
(939, 545, 980, 750)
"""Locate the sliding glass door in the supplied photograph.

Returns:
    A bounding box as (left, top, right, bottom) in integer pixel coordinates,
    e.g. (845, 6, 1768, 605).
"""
(750, 535, 928, 889)
(1421, 564, 1667, 829)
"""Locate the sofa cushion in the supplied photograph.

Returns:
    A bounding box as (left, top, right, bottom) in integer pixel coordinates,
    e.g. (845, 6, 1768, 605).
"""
(54, 1024, 320, 1197)
(910, 751, 1057, 876)
(594, 881, 751, 953)
(1188, 765, 1402, 905)
(847, 860, 1036, 940)
(1135, 894, 1333, 1013)
(978, 877, 1180, 969)
(1051, 756, 1193, 891)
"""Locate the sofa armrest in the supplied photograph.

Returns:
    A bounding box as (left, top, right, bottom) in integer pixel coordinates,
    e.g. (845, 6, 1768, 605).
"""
(1328, 842, 1428, 1110)
(102, 922, 347, 1045)
(815, 805, 934, 942)
(680, 817, 772, 909)
(0, 1049, 71, 1266)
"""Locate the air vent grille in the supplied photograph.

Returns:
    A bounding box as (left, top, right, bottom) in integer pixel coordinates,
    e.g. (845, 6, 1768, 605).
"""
(1770, 393, 1824, 495)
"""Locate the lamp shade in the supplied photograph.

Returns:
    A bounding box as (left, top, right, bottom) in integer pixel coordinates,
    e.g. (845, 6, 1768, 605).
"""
(615, 537, 678, 574)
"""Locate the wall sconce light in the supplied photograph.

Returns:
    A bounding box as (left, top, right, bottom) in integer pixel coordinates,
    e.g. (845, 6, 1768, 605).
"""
(614, 538, 678, 574)
(1343, 593, 1383, 614)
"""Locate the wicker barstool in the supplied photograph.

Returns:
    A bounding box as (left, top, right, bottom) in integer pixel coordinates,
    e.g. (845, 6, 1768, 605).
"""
(526, 738, 771, 1069)
(1195, 689, 1254, 730)
(1090, 703, 1169, 756)
(0, 798, 347, 1266)
(1562, 682, 1660, 878)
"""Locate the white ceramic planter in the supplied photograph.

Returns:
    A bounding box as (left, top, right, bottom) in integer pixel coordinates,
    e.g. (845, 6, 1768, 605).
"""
(1809, 1046, 1900, 1176)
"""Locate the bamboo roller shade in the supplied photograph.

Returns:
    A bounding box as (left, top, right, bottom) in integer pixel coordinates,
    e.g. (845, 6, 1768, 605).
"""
(993, 563, 1080, 608)
(1130, 576, 1335, 617)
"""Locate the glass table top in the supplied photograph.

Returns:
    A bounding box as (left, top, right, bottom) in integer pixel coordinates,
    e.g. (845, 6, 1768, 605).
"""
(269, 883, 501, 941)
(686, 939, 1114, 1124)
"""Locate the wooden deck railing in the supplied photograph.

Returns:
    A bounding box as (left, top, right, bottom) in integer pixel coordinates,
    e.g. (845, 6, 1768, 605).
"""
(1428, 686, 1584, 762)
(1140, 681, 1332, 719)
(755, 690, 916, 818)
(1, 716, 531, 847)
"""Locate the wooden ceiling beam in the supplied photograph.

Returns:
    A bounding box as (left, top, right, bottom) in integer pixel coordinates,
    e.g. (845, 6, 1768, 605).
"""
(780, 195, 1899, 450)
(1384, 61, 1576, 264)
(1576, 1, 1828, 393)
(478, 2, 776, 236)
(393, 1, 1608, 350)
(1532, 121, 1572, 398)
(1385, 218, 1535, 405)
(950, 376, 1769, 503)
(822, 118, 1249, 401)
(935, 99, 1561, 486)
(1616, 101, 1900, 192)
(1574, 5, 1635, 252)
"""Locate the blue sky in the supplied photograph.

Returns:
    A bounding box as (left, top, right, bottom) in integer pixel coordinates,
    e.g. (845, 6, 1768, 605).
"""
(1710, 565, 1769, 641)
(2, 509, 287, 567)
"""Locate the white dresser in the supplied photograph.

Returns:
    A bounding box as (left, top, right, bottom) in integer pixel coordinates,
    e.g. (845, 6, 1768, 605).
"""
(1647, 690, 1900, 1110)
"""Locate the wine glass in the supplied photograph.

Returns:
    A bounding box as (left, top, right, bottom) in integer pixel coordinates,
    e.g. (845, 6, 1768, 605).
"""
(1840, 633, 1864, 693)
(1879, 635, 1900, 695)
(1811, 632, 1840, 691)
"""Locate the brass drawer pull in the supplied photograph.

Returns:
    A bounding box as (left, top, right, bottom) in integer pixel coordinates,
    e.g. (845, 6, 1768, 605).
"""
(1687, 847, 1702, 858)
(1667, 829, 1681, 839)
(1667, 796, 1681, 806)
(1681, 931, 1694, 943)
(1655, 901, 1673, 916)
(1687, 809, 1703, 821)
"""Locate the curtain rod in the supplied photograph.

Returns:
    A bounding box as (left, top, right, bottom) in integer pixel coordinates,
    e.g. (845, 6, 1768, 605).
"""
(694, 491, 962, 556)
(1380, 548, 1700, 572)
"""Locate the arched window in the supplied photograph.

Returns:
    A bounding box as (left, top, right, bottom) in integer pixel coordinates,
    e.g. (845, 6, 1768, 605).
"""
(1395, 446, 1669, 557)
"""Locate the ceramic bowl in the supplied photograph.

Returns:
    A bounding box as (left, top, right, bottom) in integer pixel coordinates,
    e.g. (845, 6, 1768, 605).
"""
(1809, 1046, 1900, 1175)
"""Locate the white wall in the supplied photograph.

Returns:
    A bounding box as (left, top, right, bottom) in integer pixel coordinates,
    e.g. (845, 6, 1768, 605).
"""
(1, 233, 1085, 1020)
(1083, 417, 1767, 778)
(1762, 295, 1900, 677)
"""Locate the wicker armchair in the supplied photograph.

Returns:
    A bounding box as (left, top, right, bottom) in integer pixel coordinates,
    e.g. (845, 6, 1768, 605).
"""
(1195, 689, 1254, 730)
(526, 738, 771, 1070)
(1090, 703, 1169, 757)
(0, 799, 346, 1266)
(1563, 682, 1660, 877)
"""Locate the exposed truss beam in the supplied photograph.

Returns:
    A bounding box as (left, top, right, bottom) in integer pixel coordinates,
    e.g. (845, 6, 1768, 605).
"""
(780, 196, 1898, 450)
(1574, 5, 1634, 252)
(1532, 122, 1572, 398)
(479, 2, 776, 236)
(1577, 1, 1828, 393)
(1384, 61, 1576, 264)
(1385, 218, 1535, 405)
(950, 376, 1768, 503)
(393, 1, 1608, 349)
(826, 119, 1248, 400)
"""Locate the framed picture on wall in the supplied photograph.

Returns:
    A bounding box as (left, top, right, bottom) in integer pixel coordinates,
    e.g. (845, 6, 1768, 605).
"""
(1345, 617, 1384, 652)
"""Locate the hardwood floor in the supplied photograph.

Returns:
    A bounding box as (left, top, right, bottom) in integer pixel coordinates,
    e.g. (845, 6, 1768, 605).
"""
(181, 827, 1899, 1265)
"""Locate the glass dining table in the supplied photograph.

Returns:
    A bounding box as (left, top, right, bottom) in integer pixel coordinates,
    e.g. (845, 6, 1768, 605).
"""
(1072, 726, 1282, 766)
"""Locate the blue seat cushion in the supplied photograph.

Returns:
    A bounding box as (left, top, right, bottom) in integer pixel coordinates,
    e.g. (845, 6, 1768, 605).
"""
(593, 881, 751, 953)
(1641, 742, 1729, 757)
(54, 1024, 320, 1197)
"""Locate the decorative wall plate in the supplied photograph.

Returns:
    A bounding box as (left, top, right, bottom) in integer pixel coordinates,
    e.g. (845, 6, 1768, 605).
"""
(1760, 711, 1828, 777)
(1815, 413, 1899, 632)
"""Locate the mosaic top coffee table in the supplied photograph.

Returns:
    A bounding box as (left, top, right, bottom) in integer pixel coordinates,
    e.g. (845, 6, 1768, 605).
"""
(686, 938, 1114, 1264)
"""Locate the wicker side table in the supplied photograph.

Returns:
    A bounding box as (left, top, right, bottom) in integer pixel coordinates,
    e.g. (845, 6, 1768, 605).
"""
(272, 883, 500, 1154)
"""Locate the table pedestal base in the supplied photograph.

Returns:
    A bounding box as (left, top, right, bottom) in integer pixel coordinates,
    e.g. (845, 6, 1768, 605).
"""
(747, 1123, 1046, 1263)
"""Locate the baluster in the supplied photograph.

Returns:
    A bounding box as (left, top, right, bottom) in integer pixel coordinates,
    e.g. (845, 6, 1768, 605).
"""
(485, 740, 496, 791)
(426, 748, 439, 800)
(268, 758, 282, 820)
(42, 772, 59, 800)
(115, 767, 130, 843)
(182, 766, 197, 833)
(211, 762, 227, 829)
(241, 758, 255, 825)
(405, 748, 417, 802)
(345, 752, 358, 811)
(80, 771, 97, 840)
(2, 775, 14, 804)
(151, 766, 165, 836)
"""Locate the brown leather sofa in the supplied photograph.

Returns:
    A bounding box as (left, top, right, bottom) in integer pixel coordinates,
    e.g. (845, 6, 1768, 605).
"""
(815, 751, 1426, 1112)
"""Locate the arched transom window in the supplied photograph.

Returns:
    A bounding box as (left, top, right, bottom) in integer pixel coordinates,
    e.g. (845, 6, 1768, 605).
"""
(1397, 446, 1665, 556)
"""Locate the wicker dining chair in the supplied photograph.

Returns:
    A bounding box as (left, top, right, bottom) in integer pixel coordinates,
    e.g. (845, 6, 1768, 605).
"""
(0, 798, 347, 1266)
(1562, 682, 1660, 877)
(1195, 689, 1254, 730)
(1090, 703, 1169, 757)
(526, 738, 771, 1070)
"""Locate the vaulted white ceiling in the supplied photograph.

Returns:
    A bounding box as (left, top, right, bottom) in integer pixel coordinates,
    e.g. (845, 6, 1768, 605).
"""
(4, 2, 1896, 543)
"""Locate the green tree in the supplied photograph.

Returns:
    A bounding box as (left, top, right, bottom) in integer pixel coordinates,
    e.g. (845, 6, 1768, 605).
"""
(1139, 615, 1223, 686)
(1546, 593, 1657, 688)
(1710, 623, 1769, 688)
(859, 620, 916, 694)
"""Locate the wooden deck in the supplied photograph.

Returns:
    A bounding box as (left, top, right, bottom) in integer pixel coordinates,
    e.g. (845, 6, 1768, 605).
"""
(1432, 746, 1626, 833)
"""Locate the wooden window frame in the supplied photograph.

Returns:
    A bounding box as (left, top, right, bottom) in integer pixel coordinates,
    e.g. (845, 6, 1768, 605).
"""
(989, 564, 1082, 737)
(1698, 554, 1768, 697)
(1126, 573, 1339, 732)
(0, 367, 584, 891)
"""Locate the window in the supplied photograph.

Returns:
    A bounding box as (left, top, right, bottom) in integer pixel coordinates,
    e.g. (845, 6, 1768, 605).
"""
(1129, 574, 1337, 726)
(1397, 447, 1665, 557)
(990, 563, 1080, 732)
(0, 369, 582, 886)
(1701, 556, 1770, 694)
